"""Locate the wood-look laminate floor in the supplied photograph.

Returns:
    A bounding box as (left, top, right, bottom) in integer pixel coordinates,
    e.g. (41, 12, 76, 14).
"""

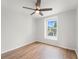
(1, 42, 77, 59)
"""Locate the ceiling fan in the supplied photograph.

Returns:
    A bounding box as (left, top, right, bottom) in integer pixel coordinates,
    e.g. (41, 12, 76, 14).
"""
(23, 0, 52, 16)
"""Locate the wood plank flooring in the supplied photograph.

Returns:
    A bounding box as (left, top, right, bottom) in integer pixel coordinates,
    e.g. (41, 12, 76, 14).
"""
(1, 42, 77, 59)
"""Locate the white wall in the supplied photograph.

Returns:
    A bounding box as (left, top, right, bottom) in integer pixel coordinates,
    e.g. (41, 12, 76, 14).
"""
(35, 9, 78, 52)
(1, 0, 36, 53)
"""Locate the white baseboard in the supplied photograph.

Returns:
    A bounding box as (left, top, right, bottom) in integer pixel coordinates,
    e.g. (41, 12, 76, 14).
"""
(75, 49, 78, 57)
(1, 41, 35, 54)
(36, 40, 75, 51)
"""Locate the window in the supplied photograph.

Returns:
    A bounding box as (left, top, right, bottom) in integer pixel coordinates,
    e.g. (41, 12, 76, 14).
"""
(48, 20, 57, 36)
(44, 16, 58, 40)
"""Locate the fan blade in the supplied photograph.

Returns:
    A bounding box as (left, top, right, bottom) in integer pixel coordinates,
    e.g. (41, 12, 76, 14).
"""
(36, 0, 41, 8)
(30, 12, 35, 15)
(39, 8, 52, 11)
(39, 12, 43, 16)
(23, 6, 35, 10)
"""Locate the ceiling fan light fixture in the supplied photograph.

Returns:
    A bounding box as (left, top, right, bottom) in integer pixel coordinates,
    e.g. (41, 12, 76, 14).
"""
(35, 10, 40, 14)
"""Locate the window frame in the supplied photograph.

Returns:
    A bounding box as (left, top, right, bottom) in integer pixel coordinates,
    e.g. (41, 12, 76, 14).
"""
(44, 16, 58, 40)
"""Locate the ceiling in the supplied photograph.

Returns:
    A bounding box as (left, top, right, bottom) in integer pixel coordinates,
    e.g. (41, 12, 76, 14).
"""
(3, 0, 78, 17)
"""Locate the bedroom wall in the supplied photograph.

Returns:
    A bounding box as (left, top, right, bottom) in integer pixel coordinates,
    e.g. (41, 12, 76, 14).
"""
(35, 9, 78, 53)
(1, 0, 36, 53)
